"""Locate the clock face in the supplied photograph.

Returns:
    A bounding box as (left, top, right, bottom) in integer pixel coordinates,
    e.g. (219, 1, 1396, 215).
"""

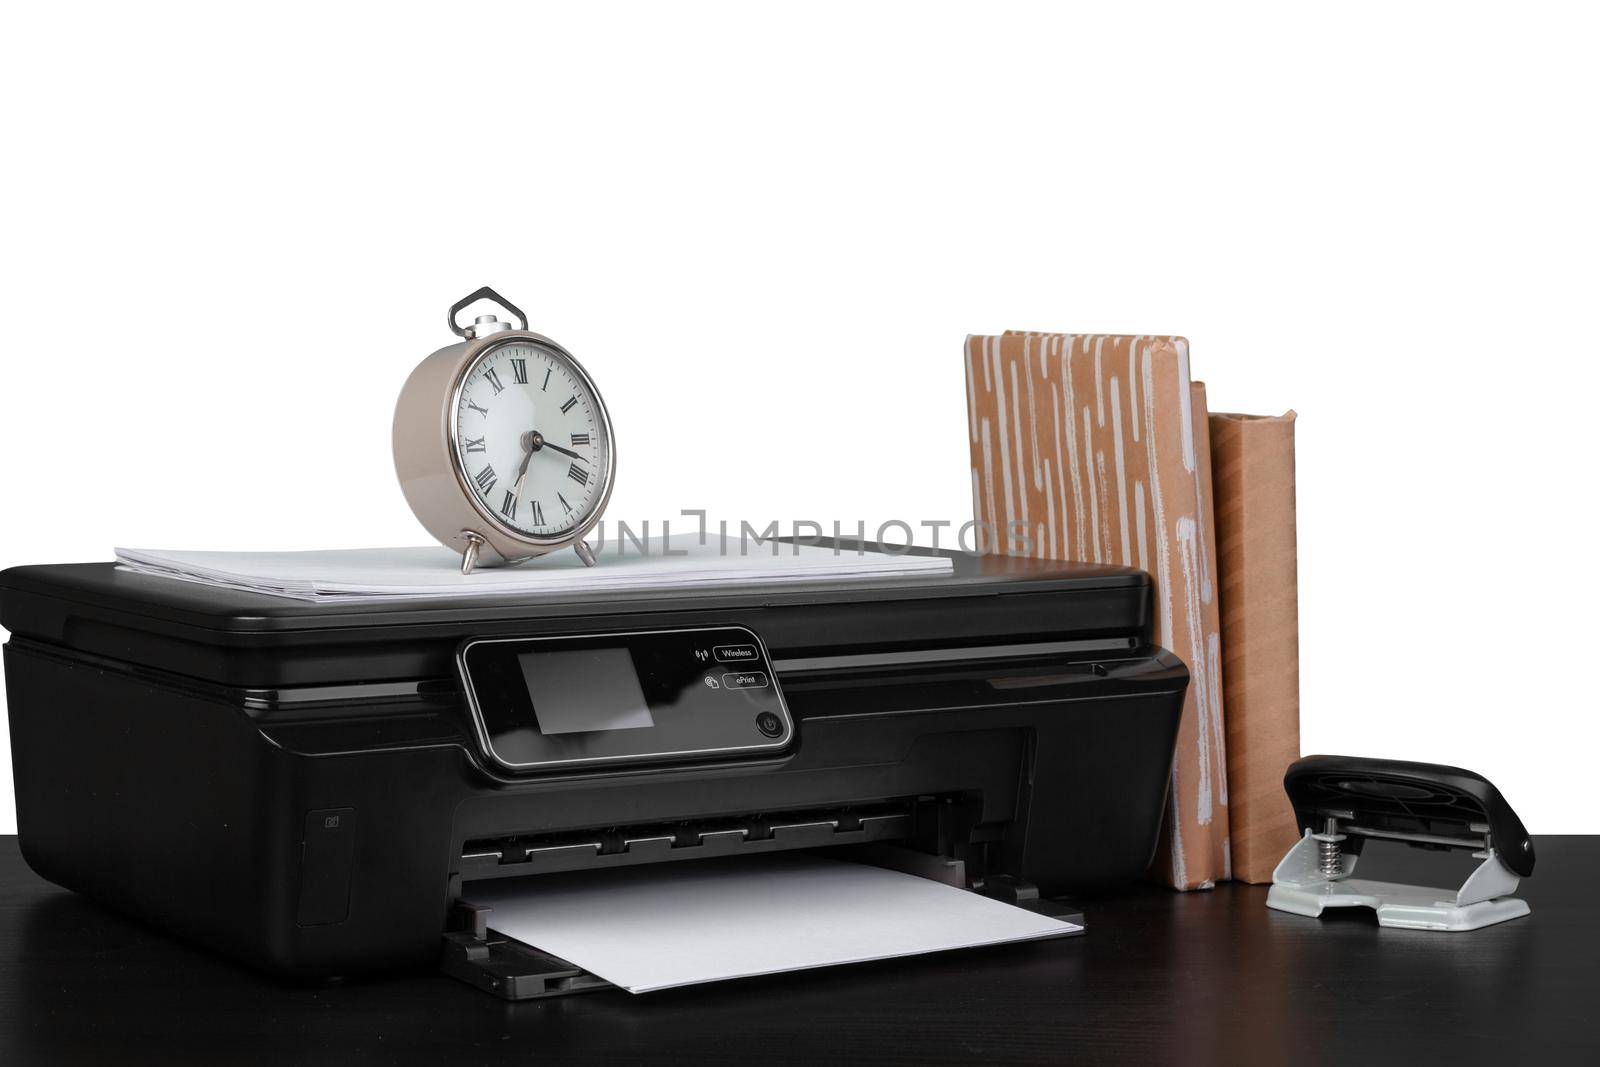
(451, 340, 612, 540)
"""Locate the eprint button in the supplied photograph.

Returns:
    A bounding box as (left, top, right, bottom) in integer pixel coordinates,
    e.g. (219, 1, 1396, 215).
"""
(721, 671, 769, 690)
(713, 644, 760, 664)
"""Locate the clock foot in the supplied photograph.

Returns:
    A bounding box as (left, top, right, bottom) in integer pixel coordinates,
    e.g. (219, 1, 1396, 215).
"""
(573, 540, 597, 567)
(460, 531, 487, 575)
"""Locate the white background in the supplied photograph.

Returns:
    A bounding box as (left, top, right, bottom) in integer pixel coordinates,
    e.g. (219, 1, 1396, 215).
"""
(2, 3, 1596, 835)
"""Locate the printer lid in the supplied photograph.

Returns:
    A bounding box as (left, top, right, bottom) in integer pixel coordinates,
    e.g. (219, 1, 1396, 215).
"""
(0, 543, 1153, 688)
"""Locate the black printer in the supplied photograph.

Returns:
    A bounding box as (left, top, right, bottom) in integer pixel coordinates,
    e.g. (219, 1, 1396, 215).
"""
(0, 544, 1188, 996)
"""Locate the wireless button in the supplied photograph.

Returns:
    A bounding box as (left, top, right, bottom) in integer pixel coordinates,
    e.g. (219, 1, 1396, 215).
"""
(713, 644, 760, 664)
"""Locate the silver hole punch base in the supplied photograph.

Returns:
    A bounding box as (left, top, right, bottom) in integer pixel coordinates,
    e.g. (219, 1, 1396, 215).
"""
(1266, 755, 1534, 932)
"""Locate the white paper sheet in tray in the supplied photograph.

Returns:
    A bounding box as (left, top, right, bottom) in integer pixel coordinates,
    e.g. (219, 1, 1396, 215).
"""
(462, 853, 1081, 994)
(113, 534, 951, 603)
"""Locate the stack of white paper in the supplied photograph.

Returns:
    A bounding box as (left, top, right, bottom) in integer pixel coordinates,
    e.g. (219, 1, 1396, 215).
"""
(464, 854, 1080, 994)
(114, 535, 950, 603)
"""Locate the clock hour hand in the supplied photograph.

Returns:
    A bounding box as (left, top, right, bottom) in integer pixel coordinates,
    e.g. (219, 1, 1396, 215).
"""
(510, 433, 538, 496)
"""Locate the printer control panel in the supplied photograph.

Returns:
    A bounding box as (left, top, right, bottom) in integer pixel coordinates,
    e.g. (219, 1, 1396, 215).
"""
(457, 625, 793, 773)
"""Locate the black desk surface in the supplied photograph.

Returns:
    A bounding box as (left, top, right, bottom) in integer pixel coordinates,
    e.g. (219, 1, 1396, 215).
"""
(2, 835, 1594, 1065)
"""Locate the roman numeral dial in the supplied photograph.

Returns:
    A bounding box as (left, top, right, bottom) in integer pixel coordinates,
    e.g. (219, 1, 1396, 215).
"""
(451, 339, 610, 542)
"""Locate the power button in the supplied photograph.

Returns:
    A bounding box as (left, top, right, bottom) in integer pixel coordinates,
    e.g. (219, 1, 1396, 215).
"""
(756, 711, 784, 738)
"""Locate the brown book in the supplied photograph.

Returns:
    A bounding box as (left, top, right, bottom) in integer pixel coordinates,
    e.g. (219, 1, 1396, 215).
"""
(1210, 411, 1302, 883)
(964, 333, 1230, 889)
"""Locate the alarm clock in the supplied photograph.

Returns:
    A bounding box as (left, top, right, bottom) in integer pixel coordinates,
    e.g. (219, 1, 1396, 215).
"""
(393, 288, 616, 574)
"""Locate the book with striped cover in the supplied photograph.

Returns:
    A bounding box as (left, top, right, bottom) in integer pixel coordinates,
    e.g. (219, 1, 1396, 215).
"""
(964, 332, 1230, 890)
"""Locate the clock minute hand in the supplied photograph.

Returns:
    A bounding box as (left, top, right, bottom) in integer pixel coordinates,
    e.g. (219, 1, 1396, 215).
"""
(528, 431, 586, 462)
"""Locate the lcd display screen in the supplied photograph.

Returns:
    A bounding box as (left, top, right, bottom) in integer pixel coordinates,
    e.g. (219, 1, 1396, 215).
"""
(517, 647, 655, 735)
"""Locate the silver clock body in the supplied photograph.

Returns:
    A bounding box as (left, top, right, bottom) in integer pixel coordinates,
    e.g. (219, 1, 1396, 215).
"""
(394, 291, 615, 573)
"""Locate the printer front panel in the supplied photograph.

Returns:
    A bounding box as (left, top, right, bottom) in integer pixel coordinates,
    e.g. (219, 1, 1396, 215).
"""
(457, 625, 793, 774)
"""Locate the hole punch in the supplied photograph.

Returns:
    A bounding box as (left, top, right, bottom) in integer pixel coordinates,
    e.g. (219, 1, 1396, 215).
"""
(1266, 755, 1534, 932)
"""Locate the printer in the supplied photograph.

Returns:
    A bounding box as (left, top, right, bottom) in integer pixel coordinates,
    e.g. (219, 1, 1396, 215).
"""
(0, 544, 1188, 997)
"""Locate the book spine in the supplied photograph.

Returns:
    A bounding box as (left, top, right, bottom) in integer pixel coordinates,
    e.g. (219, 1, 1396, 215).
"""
(1210, 410, 1301, 884)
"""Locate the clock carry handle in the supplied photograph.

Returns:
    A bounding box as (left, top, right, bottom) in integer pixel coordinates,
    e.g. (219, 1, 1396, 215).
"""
(448, 287, 529, 338)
